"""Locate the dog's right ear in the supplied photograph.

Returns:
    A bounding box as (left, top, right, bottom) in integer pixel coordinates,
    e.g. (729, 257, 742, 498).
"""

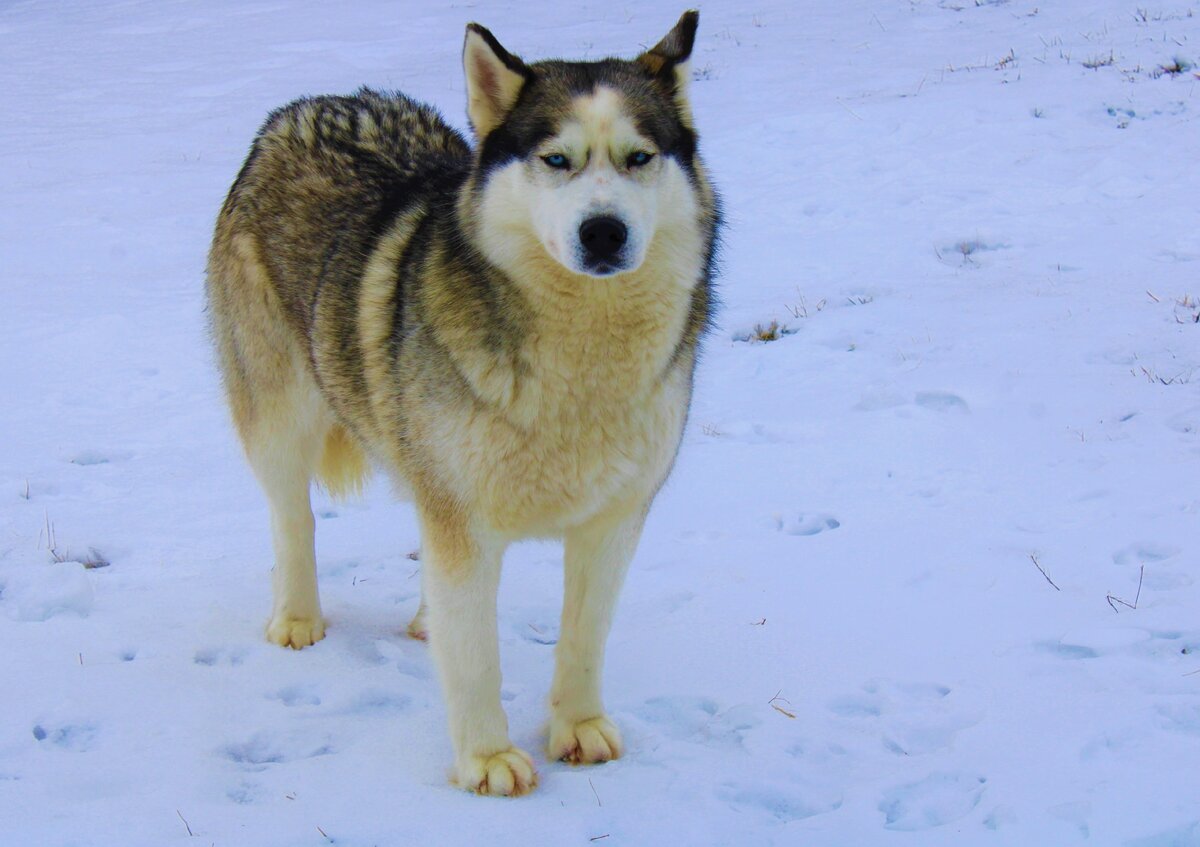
(463, 24, 529, 138)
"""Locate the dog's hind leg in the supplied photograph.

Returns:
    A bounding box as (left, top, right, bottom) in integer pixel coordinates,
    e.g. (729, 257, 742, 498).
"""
(245, 380, 330, 649)
(547, 501, 648, 764)
(209, 232, 331, 649)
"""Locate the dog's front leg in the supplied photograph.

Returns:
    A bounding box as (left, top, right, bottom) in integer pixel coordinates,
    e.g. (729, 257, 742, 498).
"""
(548, 502, 648, 764)
(421, 510, 536, 796)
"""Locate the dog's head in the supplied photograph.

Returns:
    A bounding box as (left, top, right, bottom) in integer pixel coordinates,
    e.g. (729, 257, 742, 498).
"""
(462, 11, 702, 280)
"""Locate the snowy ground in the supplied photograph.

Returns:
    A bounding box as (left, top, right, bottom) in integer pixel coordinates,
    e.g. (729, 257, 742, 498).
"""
(2, 1, 1199, 844)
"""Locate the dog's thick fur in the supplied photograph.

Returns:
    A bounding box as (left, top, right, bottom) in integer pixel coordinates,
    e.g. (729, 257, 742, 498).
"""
(206, 11, 718, 796)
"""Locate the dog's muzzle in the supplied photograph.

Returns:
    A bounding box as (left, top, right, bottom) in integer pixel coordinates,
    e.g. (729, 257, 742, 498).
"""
(579, 215, 628, 274)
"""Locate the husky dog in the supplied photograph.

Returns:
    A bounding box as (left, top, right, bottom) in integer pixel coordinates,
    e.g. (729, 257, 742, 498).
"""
(206, 10, 718, 796)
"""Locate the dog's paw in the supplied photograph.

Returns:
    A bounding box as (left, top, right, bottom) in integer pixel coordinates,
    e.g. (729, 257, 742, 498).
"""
(455, 747, 538, 797)
(265, 615, 326, 649)
(406, 603, 428, 641)
(548, 715, 623, 765)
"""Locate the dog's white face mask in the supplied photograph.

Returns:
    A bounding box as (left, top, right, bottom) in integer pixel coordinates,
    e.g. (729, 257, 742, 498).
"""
(474, 85, 703, 282)
(462, 18, 701, 283)
(519, 87, 662, 277)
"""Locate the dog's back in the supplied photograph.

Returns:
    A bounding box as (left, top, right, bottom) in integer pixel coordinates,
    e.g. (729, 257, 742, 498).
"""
(210, 88, 469, 351)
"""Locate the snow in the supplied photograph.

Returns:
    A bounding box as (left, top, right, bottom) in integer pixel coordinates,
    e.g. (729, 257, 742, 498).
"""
(2, 0, 1198, 844)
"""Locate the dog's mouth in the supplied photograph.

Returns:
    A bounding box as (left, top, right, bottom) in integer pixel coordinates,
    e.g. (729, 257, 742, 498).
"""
(581, 259, 623, 277)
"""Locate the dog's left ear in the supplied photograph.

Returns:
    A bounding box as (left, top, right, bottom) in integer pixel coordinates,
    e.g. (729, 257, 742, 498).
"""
(636, 10, 699, 126)
(463, 23, 530, 138)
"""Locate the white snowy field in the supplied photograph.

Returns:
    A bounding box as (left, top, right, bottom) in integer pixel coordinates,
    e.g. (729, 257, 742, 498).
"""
(2, 0, 1198, 843)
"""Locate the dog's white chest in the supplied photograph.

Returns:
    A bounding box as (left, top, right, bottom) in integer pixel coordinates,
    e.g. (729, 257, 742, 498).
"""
(434, 352, 689, 534)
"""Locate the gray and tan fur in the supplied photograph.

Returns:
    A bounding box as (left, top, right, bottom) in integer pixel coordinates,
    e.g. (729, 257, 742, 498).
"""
(206, 10, 718, 796)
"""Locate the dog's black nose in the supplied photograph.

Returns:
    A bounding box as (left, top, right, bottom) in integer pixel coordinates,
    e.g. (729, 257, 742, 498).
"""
(579, 216, 628, 262)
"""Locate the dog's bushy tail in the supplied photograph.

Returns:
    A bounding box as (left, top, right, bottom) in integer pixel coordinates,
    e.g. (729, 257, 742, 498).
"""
(316, 424, 371, 499)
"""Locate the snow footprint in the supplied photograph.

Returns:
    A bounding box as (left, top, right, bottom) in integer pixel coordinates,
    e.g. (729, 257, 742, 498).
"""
(1050, 628, 1150, 661)
(514, 611, 558, 645)
(226, 780, 267, 805)
(854, 391, 968, 415)
(194, 646, 246, 667)
(914, 391, 969, 413)
(718, 779, 843, 823)
(1048, 627, 1200, 666)
(1156, 703, 1200, 737)
(371, 637, 431, 680)
(69, 449, 132, 466)
(266, 685, 322, 707)
(636, 696, 759, 747)
(1112, 543, 1179, 567)
(828, 680, 981, 756)
(776, 513, 841, 537)
(336, 688, 411, 715)
(32, 723, 98, 752)
(1125, 819, 1200, 847)
(4, 561, 94, 622)
(221, 730, 334, 771)
(879, 772, 987, 831)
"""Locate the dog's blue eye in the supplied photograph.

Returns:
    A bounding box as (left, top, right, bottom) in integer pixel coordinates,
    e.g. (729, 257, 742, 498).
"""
(543, 154, 569, 169)
(628, 151, 654, 167)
